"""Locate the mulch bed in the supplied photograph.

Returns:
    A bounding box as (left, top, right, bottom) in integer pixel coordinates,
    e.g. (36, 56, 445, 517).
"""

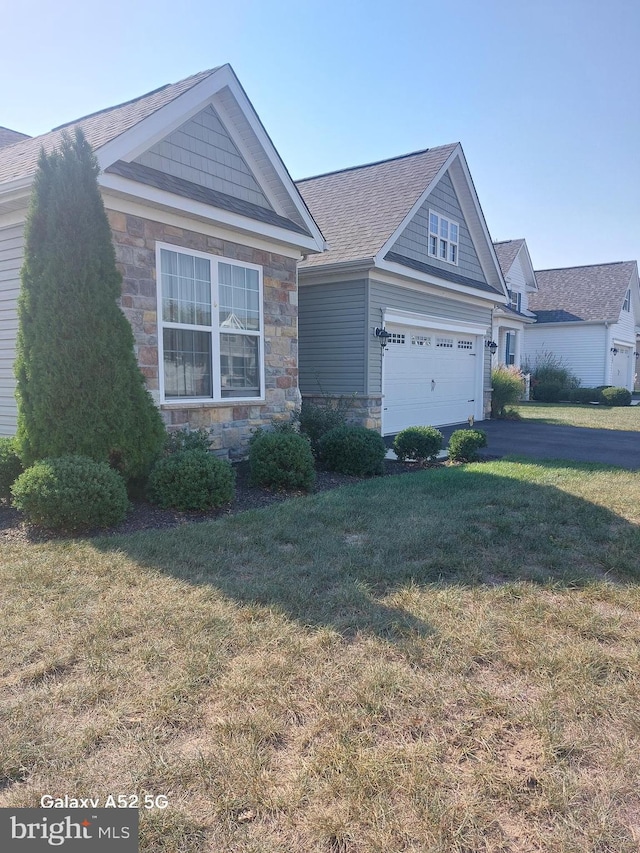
(0, 458, 431, 544)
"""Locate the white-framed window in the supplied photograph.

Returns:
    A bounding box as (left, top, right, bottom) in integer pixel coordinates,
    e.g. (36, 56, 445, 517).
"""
(457, 338, 473, 350)
(505, 332, 516, 365)
(428, 210, 459, 265)
(623, 289, 631, 312)
(436, 337, 454, 348)
(389, 332, 406, 345)
(157, 244, 264, 402)
(509, 289, 522, 312)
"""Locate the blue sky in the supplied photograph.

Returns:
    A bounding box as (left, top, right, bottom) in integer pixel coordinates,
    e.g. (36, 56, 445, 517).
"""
(2, 0, 639, 270)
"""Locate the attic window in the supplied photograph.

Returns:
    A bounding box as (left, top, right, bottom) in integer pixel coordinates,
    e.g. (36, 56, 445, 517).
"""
(428, 211, 458, 266)
(509, 289, 522, 312)
(623, 289, 631, 312)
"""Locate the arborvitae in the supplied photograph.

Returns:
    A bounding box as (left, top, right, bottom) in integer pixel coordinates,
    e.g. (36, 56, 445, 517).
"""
(15, 129, 165, 486)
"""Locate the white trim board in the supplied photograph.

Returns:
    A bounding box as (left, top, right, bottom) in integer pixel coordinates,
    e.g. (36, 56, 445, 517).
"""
(383, 307, 490, 336)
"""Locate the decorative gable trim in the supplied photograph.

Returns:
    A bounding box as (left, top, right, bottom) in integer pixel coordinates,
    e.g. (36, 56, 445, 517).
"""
(375, 145, 506, 299)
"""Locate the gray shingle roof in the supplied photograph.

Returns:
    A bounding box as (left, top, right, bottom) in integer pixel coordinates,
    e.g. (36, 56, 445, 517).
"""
(0, 127, 31, 149)
(493, 239, 525, 277)
(296, 145, 458, 268)
(530, 261, 638, 323)
(0, 69, 220, 184)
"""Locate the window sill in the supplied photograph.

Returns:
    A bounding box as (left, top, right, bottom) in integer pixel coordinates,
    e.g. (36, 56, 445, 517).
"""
(161, 398, 266, 409)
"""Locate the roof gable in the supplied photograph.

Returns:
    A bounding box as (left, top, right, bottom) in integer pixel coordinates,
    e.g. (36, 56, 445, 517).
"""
(530, 261, 638, 323)
(296, 145, 456, 268)
(297, 144, 505, 298)
(493, 239, 538, 292)
(0, 66, 324, 252)
(0, 70, 217, 185)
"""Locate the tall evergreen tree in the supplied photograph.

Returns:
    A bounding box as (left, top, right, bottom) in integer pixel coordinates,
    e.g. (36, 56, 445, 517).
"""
(15, 129, 165, 484)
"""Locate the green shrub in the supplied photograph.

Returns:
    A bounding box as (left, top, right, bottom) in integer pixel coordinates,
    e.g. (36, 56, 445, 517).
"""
(491, 365, 525, 417)
(15, 130, 165, 485)
(600, 386, 632, 407)
(532, 381, 562, 403)
(0, 437, 23, 503)
(318, 425, 386, 476)
(566, 387, 601, 404)
(393, 426, 443, 463)
(11, 455, 128, 530)
(148, 450, 235, 511)
(522, 351, 579, 391)
(164, 427, 211, 455)
(249, 430, 315, 491)
(299, 400, 349, 455)
(447, 429, 487, 463)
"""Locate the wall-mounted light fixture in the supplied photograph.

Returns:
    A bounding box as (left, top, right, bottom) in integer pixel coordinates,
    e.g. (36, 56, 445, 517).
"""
(485, 340, 498, 356)
(375, 327, 391, 349)
(634, 351, 640, 359)
(610, 347, 619, 356)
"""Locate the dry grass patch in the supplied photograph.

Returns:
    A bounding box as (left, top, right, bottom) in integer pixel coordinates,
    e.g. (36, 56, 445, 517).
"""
(1, 460, 640, 851)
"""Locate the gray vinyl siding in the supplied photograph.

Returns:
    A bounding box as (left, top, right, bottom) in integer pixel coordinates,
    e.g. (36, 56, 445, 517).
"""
(0, 223, 24, 435)
(368, 278, 492, 395)
(135, 105, 272, 210)
(392, 172, 486, 283)
(298, 280, 367, 395)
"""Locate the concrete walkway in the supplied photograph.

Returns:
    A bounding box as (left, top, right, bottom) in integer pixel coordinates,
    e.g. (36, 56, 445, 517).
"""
(386, 420, 640, 471)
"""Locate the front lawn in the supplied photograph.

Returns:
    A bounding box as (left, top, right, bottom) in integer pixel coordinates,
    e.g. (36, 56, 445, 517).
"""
(2, 460, 640, 851)
(516, 401, 640, 431)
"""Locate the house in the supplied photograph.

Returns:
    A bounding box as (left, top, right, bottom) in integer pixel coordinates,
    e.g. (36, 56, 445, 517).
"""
(491, 238, 537, 368)
(0, 66, 325, 454)
(523, 261, 640, 391)
(295, 146, 508, 435)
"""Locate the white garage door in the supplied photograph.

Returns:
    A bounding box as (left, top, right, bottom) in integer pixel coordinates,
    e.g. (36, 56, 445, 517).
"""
(382, 324, 479, 435)
(611, 346, 631, 390)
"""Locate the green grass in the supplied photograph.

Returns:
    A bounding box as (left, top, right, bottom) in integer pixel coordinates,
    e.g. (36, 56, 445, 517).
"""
(2, 460, 640, 851)
(516, 401, 640, 430)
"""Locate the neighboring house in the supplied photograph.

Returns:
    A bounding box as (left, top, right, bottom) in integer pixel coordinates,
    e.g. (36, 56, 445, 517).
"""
(492, 238, 537, 368)
(295, 146, 508, 435)
(523, 261, 640, 391)
(0, 66, 325, 453)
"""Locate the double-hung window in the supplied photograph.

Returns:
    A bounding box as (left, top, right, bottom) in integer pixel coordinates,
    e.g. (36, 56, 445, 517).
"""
(428, 211, 459, 265)
(158, 245, 263, 402)
(623, 289, 631, 312)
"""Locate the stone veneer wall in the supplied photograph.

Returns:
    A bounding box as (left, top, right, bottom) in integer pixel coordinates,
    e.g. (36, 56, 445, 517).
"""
(107, 210, 300, 457)
(301, 394, 383, 433)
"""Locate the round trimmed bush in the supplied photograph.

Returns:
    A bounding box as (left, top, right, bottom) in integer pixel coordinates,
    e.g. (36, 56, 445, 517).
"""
(249, 430, 315, 491)
(318, 425, 386, 476)
(448, 429, 488, 463)
(393, 426, 443, 463)
(148, 449, 235, 511)
(0, 437, 23, 503)
(299, 401, 347, 456)
(600, 386, 632, 407)
(11, 455, 128, 530)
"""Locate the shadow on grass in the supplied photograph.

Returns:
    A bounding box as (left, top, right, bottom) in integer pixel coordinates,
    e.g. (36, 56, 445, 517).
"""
(94, 463, 640, 642)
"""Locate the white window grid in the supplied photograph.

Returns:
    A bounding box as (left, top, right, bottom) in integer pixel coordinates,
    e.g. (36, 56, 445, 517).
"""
(412, 335, 432, 346)
(157, 243, 264, 403)
(457, 339, 473, 350)
(428, 210, 459, 266)
(436, 337, 454, 348)
(389, 333, 406, 345)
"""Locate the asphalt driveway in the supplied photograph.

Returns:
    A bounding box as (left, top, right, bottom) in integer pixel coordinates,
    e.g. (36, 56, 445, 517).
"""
(435, 420, 640, 470)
